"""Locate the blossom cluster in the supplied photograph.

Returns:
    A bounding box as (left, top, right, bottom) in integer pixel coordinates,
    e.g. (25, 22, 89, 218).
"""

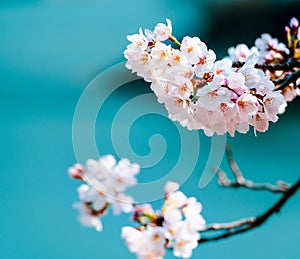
(69, 155, 206, 258)
(228, 17, 300, 105)
(68, 155, 140, 231)
(121, 182, 206, 258)
(124, 18, 300, 136)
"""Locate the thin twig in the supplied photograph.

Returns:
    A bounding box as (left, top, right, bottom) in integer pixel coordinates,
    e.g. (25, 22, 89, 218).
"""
(216, 168, 290, 193)
(215, 144, 290, 193)
(202, 217, 256, 231)
(225, 144, 245, 183)
(199, 177, 300, 244)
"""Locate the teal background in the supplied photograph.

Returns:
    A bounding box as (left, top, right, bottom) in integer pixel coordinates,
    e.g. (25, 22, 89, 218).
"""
(0, 1, 299, 258)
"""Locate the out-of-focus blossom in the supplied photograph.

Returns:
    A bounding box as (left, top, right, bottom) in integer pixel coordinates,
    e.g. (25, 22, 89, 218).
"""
(228, 44, 258, 62)
(69, 155, 140, 231)
(122, 181, 206, 259)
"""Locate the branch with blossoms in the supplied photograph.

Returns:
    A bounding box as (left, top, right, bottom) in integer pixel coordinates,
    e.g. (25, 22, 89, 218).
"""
(68, 17, 300, 258)
(69, 160, 208, 259)
(68, 155, 299, 258)
(124, 17, 300, 136)
(68, 156, 140, 232)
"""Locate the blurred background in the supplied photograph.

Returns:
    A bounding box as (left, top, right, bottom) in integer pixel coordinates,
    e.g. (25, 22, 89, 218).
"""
(0, 0, 299, 258)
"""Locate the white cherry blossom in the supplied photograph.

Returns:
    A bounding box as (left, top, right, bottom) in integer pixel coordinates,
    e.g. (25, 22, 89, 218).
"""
(121, 226, 166, 259)
(122, 181, 206, 258)
(153, 18, 172, 41)
(228, 43, 258, 62)
(164, 181, 179, 195)
(69, 155, 139, 231)
(255, 33, 289, 63)
(172, 221, 200, 259)
(73, 203, 103, 232)
(77, 184, 106, 211)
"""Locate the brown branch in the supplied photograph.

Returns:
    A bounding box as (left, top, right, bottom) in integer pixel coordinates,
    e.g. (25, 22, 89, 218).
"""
(199, 177, 300, 244)
(215, 144, 290, 193)
(225, 143, 245, 183)
(203, 217, 256, 231)
(275, 69, 300, 91)
(232, 60, 300, 72)
(199, 143, 299, 244)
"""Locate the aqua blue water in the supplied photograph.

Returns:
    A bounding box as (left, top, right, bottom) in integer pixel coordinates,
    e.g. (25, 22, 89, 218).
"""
(1, 1, 299, 258)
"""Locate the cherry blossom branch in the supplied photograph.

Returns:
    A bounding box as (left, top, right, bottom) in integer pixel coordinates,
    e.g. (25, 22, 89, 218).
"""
(214, 144, 290, 193)
(199, 177, 300, 244)
(69, 18, 300, 259)
(232, 59, 300, 72)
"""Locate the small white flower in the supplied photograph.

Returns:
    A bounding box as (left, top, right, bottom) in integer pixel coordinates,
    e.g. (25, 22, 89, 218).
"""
(153, 18, 172, 41)
(124, 49, 152, 80)
(77, 184, 106, 211)
(263, 91, 284, 122)
(73, 203, 103, 232)
(250, 114, 269, 135)
(127, 27, 149, 51)
(164, 181, 179, 195)
(143, 226, 166, 258)
(157, 94, 193, 128)
(255, 33, 289, 63)
(180, 36, 216, 75)
(183, 197, 203, 217)
(165, 190, 188, 209)
(226, 71, 247, 95)
(213, 58, 232, 75)
(197, 84, 231, 110)
(194, 49, 216, 76)
(109, 193, 135, 215)
(121, 226, 143, 253)
(68, 163, 84, 179)
(237, 93, 259, 119)
(172, 221, 200, 259)
(86, 155, 115, 180)
(108, 158, 140, 192)
(227, 44, 258, 62)
(255, 33, 283, 52)
(181, 36, 210, 65)
(163, 208, 182, 225)
(122, 226, 166, 259)
(168, 77, 194, 100)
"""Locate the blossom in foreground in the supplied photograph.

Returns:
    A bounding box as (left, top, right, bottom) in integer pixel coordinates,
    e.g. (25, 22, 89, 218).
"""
(124, 19, 289, 137)
(122, 226, 166, 259)
(68, 155, 140, 231)
(121, 181, 206, 258)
